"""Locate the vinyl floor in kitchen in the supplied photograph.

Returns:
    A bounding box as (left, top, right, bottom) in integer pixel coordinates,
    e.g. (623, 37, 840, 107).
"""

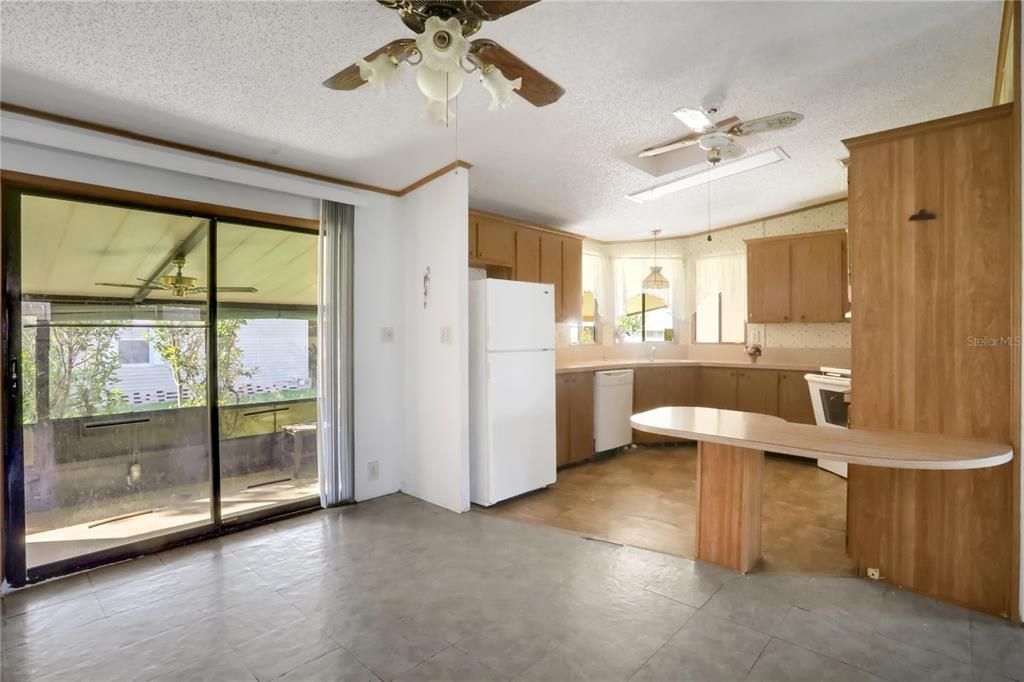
(482, 444, 855, 576)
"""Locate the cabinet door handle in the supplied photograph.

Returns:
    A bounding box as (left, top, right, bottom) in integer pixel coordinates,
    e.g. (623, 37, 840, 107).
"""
(909, 209, 936, 222)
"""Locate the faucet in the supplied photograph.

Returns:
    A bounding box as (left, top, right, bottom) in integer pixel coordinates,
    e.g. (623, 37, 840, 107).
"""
(649, 345, 656, 362)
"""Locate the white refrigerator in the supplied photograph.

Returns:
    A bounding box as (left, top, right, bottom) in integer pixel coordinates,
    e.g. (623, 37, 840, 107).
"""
(468, 278, 557, 506)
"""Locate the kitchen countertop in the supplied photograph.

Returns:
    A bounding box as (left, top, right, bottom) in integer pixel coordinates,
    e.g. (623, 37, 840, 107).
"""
(555, 359, 824, 374)
(631, 406, 1013, 471)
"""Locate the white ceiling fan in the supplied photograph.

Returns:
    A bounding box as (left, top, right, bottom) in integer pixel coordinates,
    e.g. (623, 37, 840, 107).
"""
(639, 97, 804, 160)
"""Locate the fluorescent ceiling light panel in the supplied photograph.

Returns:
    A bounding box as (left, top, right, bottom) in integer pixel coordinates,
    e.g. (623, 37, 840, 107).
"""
(626, 147, 790, 203)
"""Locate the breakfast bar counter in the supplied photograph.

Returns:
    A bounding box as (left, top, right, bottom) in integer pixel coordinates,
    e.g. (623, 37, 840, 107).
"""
(631, 406, 1014, 573)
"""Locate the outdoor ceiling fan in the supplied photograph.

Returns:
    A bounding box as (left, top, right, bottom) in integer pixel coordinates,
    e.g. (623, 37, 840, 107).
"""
(95, 256, 258, 299)
(639, 97, 804, 162)
(322, 0, 564, 122)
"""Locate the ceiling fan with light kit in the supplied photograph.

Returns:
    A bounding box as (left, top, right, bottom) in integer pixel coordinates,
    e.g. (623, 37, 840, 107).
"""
(639, 97, 804, 162)
(95, 256, 258, 299)
(322, 0, 564, 123)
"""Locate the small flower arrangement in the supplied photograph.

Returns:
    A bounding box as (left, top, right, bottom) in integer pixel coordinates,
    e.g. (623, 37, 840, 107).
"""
(744, 343, 763, 363)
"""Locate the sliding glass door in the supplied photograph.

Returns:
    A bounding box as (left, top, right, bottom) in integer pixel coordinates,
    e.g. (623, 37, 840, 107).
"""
(215, 221, 319, 523)
(2, 188, 320, 584)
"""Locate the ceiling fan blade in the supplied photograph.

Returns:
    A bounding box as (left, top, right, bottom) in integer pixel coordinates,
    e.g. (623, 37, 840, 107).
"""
(639, 117, 742, 158)
(472, 1, 542, 20)
(673, 107, 716, 133)
(638, 134, 702, 158)
(212, 287, 259, 293)
(730, 111, 804, 136)
(470, 39, 563, 106)
(323, 39, 417, 91)
(94, 282, 148, 289)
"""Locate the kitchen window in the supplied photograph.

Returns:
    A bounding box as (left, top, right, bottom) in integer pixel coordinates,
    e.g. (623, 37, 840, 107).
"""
(694, 253, 746, 343)
(612, 257, 681, 343)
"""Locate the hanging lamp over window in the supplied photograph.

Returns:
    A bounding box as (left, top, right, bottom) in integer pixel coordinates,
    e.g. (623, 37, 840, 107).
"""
(642, 229, 670, 296)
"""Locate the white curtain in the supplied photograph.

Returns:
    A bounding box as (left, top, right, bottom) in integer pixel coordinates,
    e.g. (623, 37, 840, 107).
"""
(694, 253, 746, 343)
(317, 200, 355, 507)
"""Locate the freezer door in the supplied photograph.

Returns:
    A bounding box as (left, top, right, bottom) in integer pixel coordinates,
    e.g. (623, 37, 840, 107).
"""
(477, 350, 556, 505)
(485, 279, 555, 352)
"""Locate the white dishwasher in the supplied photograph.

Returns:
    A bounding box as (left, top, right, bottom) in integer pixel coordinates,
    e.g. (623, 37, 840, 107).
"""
(594, 369, 634, 452)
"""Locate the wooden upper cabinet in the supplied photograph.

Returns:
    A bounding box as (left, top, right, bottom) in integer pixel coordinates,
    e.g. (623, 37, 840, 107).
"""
(746, 230, 848, 323)
(790, 232, 847, 322)
(778, 370, 815, 424)
(474, 216, 516, 265)
(746, 239, 791, 322)
(561, 238, 583, 324)
(468, 211, 584, 324)
(539, 233, 564, 321)
(736, 369, 779, 415)
(515, 229, 541, 283)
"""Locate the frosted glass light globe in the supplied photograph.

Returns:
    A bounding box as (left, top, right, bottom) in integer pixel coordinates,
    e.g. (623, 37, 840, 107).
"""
(417, 66, 463, 102)
(357, 53, 400, 89)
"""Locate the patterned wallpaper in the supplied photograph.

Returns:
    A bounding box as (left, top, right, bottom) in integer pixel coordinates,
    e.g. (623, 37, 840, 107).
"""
(582, 199, 851, 350)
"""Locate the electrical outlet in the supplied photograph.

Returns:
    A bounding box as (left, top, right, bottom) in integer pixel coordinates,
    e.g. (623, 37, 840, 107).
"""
(380, 327, 394, 343)
(751, 327, 761, 343)
(368, 461, 380, 481)
(440, 326, 453, 344)
(866, 567, 881, 580)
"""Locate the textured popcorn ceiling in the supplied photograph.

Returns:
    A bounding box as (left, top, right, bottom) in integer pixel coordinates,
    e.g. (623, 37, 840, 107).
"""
(0, 1, 1001, 240)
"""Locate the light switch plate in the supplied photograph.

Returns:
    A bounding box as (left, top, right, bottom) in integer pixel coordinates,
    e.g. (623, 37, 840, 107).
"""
(368, 461, 380, 481)
(380, 327, 394, 343)
(440, 326, 453, 344)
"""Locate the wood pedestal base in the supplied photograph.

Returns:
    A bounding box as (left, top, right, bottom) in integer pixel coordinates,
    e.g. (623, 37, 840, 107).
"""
(696, 441, 764, 573)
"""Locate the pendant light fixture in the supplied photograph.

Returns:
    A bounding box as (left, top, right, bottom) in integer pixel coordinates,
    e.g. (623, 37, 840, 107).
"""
(642, 229, 670, 295)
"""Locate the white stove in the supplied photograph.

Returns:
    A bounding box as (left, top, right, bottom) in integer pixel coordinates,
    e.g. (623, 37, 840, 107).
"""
(804, 367, 851, 478)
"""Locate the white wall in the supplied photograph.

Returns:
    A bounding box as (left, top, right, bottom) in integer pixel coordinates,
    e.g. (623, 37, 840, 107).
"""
(353, 197, 404, 500)
(1, 112, 406, 504)
(398, 169, 471, 513)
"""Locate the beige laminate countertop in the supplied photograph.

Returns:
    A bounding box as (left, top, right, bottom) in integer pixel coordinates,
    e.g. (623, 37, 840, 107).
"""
(555, 359, 823, 374)
(631, 406, 1013, 471)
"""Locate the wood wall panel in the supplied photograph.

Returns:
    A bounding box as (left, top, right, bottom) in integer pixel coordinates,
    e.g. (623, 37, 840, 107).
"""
(846, 106, 1015, 617)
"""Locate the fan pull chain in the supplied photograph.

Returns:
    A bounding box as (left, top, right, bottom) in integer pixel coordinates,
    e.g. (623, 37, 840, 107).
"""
(706, 160, 712, 242)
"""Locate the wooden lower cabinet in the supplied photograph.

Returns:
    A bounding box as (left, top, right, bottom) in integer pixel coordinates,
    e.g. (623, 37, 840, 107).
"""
(778, 371, 815, 424)
(556, 371, 594, 467)
(698, 368, 738, 410)
(632, 367, 667, 443)
(736, 369, 779, 415)
(665, 366, 697, 407)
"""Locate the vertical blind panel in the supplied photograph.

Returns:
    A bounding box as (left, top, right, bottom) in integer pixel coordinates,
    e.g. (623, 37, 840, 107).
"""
(316, 200, 355, 507)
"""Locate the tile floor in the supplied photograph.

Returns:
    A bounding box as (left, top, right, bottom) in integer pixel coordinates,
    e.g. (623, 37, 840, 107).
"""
(1, 493, 1022, 682)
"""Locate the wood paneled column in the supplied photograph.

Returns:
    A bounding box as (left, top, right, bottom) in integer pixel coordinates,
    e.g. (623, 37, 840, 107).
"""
(696, 441, 764, 573)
